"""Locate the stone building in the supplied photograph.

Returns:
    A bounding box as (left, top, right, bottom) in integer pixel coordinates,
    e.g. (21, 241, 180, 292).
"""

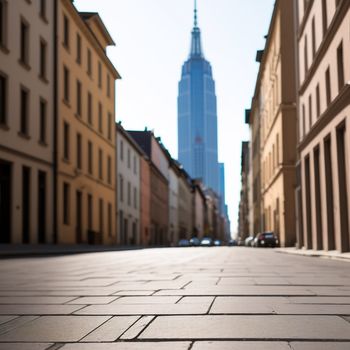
(238, 141, 250, 240)
(192, 179, 206, 239)
(255, 0, 298, 247)
(56, 1, 120, 244)
(116, 123, 143, 245)
(128, 131, 169, 246)
(0, 0, 54, 243)
(296, 0, 350, 252)
(169, 160, 179, 245)
(139, 155, 151, 246)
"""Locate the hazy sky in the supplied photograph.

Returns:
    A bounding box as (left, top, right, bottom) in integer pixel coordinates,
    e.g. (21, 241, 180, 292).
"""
(75, 0, 275, 235)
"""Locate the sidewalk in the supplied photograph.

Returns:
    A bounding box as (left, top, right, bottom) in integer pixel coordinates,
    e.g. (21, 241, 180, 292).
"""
(276, 247, 350, 262)
(0, 244, 144, 258)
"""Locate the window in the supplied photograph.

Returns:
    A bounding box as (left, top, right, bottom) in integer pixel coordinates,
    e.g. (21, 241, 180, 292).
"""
(0, 74, 6, 125)
(134, 187, 137, 209)
(0, 0, 8, 48)
(76, 133, 82, 169)
(98, 102, 103, 133)
(120, 140, 124, 160)
(302, 104, 306, 138)
(99, 199, 103, 235)
(76, 33, 81, 64)
(39, 0, 46, 20)
(87, 48, 92, 76)
(337, 41, 344, 92)
(107, 156, 111, 184)
(20, 20, 29, 65)
(39, 99, 46, 143)
(39, 39, 47, 80)
(108, 112, 112, 140)
(98, 61, 102, 88)
(316, 84, 320, 118)
(107, 74, 111, 97)
(119, 175, 124, 201)
(20, 87, 29, 135)
(311, 17, 316, 59)
(127, 182, 131, 206)
(63, 66, 70, 102)
(63, 14, 69, 48)
(133, 156, 137, 174)
(63, 182, 70, 225)
(98, 148, 103, 180)
(308, 94, 312, 130)
(108, 203, 112, 237)
(325, 67, 331, 106)
(88, 194, 93, 230)
(63, 122, 69, 160)
(88, 140, 93, 174)
(304, 35, 308, 76)
(76, 80, 81, 116)
(87, 92, 92, 125)
(322, 0, 327, 37)
(127, 149, 130, 168)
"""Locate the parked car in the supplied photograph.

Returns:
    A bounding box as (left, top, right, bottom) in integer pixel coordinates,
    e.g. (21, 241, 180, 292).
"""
(253, 232, 279, 248)
(213, 239, 222, 246)
(190, 237, 200, 246)
(245, 236, 254, 247)
(200, 237, 213, 247)
(228, 239, 238, 246)
(178, 239, 190, 247)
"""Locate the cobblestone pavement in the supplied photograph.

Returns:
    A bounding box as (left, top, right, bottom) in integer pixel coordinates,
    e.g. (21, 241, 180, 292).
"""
(0, 247, 350, 349)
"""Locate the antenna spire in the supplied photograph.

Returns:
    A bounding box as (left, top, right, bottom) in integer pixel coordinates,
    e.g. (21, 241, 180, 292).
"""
(194, 0, 198, 27)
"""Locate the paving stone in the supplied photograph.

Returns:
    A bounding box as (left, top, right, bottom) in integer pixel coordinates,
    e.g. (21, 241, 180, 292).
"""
(139, 315, 350, 340)
(192, 341, 291, 350)
(290, 342, 350, 350)
(113, 291, 155, 296)
(0, 344, 53, 350)
(68, 297, 118, 305)
(0, 304, 83, 315)
(75, 302, 209, 315)
(0, 316, 17, 325)
(288, 296, 350, 304)
(112, 296, 180, 304)
(61, 342, 191, 349)
(0, 297, 75, 304)
(274, 304, 350, 315)
(178, 297, 214, 304)
(120, 315, 154, 339)
(0, 316, 38, 335)
(0, 316, 110, 342)
(81, 316, 139, 342)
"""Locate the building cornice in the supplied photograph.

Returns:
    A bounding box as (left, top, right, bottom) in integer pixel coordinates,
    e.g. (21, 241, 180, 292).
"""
(298, 84, 350, 152)
(298, 0, 349, 95)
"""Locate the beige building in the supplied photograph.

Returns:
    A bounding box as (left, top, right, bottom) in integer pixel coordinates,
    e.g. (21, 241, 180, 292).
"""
(0, 0, 54, 243)
(178, 168, 193, 239)
(56, 0, 120, 244)
(256, 0, 298, 247)
(297, 0, 350, 252)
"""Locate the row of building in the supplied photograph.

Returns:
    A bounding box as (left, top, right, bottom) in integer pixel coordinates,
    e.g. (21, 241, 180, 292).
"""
(0, 0, 230, 245)
(238, 0, 349, 253)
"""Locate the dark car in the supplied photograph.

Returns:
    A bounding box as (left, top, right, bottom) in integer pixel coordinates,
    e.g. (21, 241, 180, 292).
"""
(253, 232, 279, 248)
(178, 239, 190, 247)
(190, 237, 200, 246)
(200, 237, 213, 246)
(228, 239, 238, 246)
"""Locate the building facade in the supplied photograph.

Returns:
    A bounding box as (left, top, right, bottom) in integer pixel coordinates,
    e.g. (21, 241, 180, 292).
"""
(177, 4, 219, 193)
(297, 0, 350, 252)
(0, 0, 54, 244)
(169, 162, 179, 245)
(139, 155, 151, 246)
(56, 1, 119, 244)
(178, 168, 193, 240)
(192, 179, 206, 239)
(257, 0, 297, 247)
(116, 123, 142, 245)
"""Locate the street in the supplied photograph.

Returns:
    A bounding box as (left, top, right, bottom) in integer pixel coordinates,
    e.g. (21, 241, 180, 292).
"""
(0, 248, 350, 349)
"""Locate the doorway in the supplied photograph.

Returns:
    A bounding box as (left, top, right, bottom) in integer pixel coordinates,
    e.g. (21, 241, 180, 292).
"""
(0, 160, 11, 243)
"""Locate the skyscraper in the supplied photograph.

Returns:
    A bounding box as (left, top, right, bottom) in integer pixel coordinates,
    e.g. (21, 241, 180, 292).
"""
(177, 1, 219, 193)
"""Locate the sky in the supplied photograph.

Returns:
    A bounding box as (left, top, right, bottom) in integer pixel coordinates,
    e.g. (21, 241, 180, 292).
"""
(75, 0, 275, 236)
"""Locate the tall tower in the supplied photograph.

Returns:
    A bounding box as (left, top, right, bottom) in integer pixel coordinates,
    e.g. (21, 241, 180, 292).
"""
(177, 1, 219, 193)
